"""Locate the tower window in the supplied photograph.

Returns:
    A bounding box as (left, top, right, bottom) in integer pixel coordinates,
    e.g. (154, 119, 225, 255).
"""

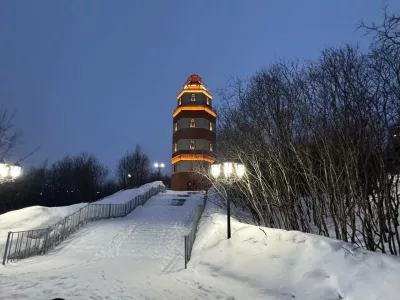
(209, 122, 213, 131)
(179, 98, 182, 105)
(191, 94, 196, 102)
(190, 118, 196, 128)
(189, 140, 195, 150)
(206, 97, 210, 105)
(174, 122, 178, 132)
(209, 142, 213, 152)
(174, 143, 178, 152)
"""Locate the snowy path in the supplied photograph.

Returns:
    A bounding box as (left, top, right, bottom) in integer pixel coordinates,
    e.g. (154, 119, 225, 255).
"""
(0, 191, 212, 300)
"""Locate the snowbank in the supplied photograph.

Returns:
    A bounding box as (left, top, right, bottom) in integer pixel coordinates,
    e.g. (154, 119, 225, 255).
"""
(0, 181, 164, 257)
(95, 181, 164, 204)
(187, 201, 400, 300)
(0, 203, 86, 256)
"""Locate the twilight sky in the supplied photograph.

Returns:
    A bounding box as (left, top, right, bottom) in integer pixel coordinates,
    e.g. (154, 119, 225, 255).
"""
(1, 0, 399, 175)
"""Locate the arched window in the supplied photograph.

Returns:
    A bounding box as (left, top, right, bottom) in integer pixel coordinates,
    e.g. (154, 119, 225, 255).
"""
(174, 123, 178, 132)
(209, 142, 213, 152)
(174, 143, 178, 152)
(209, 122, 213, 131)
(190, 118, 196, 128)
(178, 98, 182, 105)
(189, 140, 195, 150)
(191, 94, 196, 102)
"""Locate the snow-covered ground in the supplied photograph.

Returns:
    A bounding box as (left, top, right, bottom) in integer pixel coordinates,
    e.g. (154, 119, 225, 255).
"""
(0, 190, 206, 299)
(0, 181, 164, 255)
(0, 203, 87, 256)
(1, 187, 400, 299)
(186, 202, 400, 299)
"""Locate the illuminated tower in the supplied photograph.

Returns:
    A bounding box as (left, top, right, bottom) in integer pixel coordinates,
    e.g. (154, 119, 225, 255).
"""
(171, 74, 216, 191)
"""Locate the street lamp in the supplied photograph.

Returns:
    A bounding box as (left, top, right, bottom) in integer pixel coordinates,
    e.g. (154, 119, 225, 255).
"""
(0, 160, 22, 183)
(211, 162, 245, 239)
(154, 162, 165, 179)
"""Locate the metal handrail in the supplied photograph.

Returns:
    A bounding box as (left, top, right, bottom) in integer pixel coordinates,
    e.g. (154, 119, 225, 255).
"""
(184, 190, 208, 269)
(2, 184, 166, 265)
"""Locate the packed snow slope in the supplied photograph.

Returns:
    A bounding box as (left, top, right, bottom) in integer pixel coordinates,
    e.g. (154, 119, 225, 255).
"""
(2, 187, 400, 299)
(0, 190, 207, 300)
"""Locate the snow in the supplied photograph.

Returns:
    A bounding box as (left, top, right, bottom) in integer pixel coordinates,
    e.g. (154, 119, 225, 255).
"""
(95, 181, 164, 204)
(0, 203, 86, 256)
(0, 182, 164, 255)
(1, 187, 400, 299)
(0, 190, 206, 299)
(187, 201, 400, 299)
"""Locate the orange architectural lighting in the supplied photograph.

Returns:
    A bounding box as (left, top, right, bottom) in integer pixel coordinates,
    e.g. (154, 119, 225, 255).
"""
(171, 154, 215, 165)
(176, 89, 213, 100)
(172, 106, 217, 118)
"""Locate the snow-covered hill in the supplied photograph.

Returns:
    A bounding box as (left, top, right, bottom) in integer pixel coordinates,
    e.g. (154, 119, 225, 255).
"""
(1, 185, 400, 299)
(186, 202, 400, 299)
(0, 181, 163, 255)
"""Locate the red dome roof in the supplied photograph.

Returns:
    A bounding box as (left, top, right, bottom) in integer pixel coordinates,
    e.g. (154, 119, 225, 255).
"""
(186, 74, 203, 85)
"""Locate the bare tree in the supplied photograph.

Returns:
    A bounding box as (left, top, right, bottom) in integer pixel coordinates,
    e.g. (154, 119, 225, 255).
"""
(50, 153, 109, 205)
(116, 145, 150, 189)
(203, 39, 400, 254)
(0, 108, 21, 161)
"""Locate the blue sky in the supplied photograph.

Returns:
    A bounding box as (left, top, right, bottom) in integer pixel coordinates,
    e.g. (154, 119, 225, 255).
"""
(1, 0, 399, 175)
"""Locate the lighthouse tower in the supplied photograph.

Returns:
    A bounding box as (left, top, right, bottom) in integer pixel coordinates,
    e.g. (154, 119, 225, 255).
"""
(171, 74, 216, 191)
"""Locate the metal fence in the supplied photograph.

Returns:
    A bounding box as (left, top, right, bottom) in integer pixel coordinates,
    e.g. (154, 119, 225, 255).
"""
(184, 190, 208, 269)
(2, 184, 166, 265)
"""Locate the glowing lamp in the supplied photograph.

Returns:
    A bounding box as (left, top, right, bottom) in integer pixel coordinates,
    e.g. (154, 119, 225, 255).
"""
(234, 163, 245, 178)
(223, 162, 233, 178)
(0, 160, 9, 178)
(211, 164, 221, 179)
(10, 163, 22, 179)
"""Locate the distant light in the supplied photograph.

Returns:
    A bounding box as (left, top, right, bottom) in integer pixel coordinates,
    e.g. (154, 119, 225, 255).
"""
(154, 163, 159, 168)
(97, 191, 100, 194)
(128, 173, 132, 178)
(160, 163, 165, 168)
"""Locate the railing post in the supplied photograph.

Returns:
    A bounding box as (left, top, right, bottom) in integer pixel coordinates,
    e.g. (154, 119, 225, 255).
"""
(42, 227, 52, 254)
(184, 235, 188, 269)
(108, 204, 112, 218)
(2, 232, 12, 265)
(78, 209, 82, 227)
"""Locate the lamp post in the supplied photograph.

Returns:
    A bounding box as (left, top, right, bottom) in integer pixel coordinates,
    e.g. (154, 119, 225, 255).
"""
(154, 162, 165, 180)
(0, 160, 22, 183)
(210, 162, 245, 239)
